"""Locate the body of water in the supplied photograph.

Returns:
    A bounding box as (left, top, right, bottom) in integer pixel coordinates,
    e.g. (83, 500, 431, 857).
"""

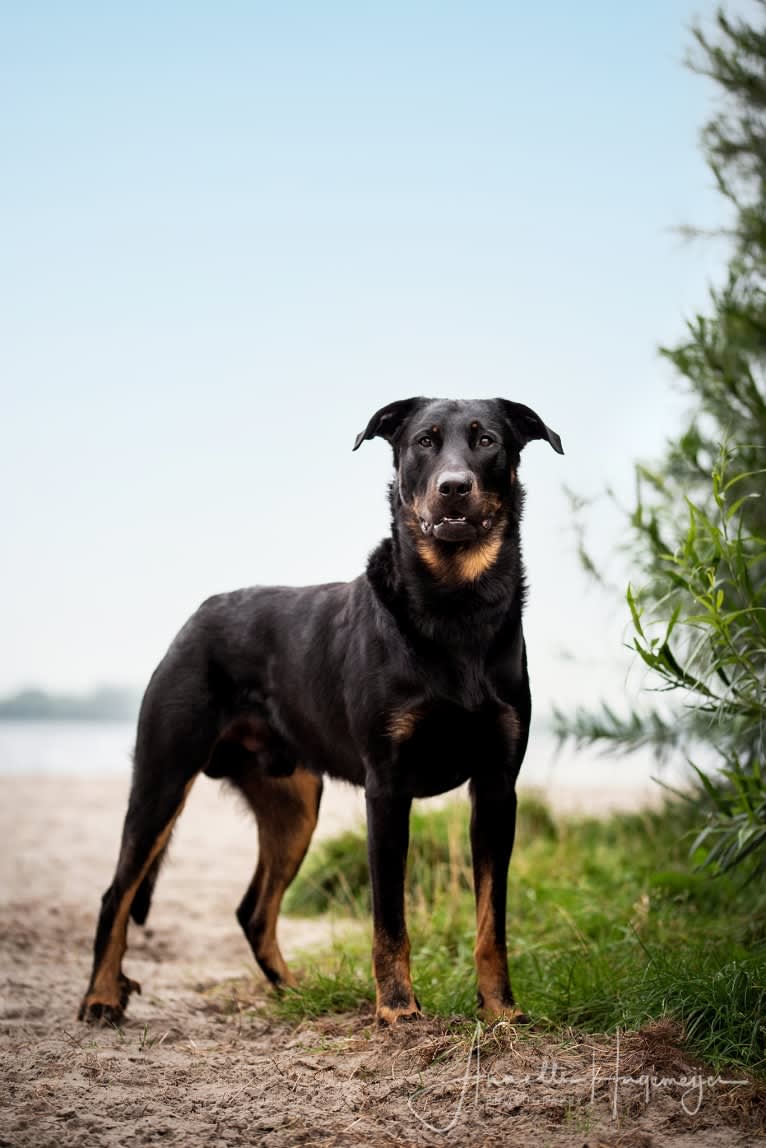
(0, 719, 686, 798)
(0, 721, 135, 775)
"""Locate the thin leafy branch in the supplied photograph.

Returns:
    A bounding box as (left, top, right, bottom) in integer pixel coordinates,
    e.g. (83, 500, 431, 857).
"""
(555, 4, 766, 875)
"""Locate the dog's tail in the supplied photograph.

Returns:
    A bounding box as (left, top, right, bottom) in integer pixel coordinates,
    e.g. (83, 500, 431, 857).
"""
(129, 845, 169, 925)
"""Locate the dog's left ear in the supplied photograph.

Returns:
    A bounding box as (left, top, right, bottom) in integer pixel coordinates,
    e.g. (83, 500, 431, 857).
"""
(498, 400, 564, 455)
(352, 397, 426, 452)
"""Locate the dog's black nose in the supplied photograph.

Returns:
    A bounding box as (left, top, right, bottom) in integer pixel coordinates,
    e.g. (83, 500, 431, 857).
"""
(437, 472, 473, 498)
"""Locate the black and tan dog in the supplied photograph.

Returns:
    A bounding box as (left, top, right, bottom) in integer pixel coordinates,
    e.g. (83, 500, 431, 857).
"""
(79, 396, 563, 1026)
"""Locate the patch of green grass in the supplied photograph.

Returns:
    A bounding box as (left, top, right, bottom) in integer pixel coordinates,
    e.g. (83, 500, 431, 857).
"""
(284, 794, 557, 917)
(279, 795, 766, 1072)
(276, 952, 374, 1021)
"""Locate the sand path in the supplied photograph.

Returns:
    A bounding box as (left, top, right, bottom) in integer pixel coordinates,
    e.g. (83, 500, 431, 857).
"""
(0, 775, 756, 1146)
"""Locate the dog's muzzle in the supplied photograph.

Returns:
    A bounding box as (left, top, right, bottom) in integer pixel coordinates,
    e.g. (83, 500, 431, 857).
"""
(419, 514, 495, 543)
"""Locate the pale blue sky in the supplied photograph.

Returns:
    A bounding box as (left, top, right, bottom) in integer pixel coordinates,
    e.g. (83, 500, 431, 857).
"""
(1, 1, 729, 721)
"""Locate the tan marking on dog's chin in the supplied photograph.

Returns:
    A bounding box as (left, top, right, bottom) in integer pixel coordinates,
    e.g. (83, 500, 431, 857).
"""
(405, 503, 450, 579)
(387, 709, 421, 742)
(405, 498, 506, 584)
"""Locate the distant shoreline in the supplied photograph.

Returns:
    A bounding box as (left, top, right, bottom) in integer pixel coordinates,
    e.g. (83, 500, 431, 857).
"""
(0, 714, 137, 723)
(0, 687, 140, 723)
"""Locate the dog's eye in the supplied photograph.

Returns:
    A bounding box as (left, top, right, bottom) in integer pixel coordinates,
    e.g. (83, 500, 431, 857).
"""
(478, 434, 494, 447)
(418, 435, 433, 448)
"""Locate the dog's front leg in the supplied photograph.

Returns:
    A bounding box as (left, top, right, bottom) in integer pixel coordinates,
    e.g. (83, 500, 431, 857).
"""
(469, 779, 530, 1023)
(365, 787, 420, 1024)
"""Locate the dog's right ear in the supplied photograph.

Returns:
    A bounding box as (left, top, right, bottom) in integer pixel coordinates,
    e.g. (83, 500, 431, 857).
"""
(352, 397, 426, 452)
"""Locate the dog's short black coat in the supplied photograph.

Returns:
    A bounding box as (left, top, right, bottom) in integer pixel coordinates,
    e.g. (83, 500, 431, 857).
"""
(79, 396, 563, 1026)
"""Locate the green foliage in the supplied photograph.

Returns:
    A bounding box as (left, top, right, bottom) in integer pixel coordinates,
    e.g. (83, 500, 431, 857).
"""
(278, 800, 766, 1071)
(555, 4, 766, 875)
(278, 953, 373, 1020)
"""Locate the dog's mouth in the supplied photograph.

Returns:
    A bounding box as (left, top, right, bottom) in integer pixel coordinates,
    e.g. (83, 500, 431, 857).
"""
(420, 515, 495, 543)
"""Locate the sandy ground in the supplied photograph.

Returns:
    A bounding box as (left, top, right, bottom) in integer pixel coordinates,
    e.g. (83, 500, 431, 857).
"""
(0, 775, 761, 1147)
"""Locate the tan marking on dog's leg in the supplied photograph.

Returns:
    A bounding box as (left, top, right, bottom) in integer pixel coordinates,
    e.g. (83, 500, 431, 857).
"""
(251, 883, 295, 987)
(474, 866, 506, 1010)
(83, 777, 196, 1017)
(237, 767, 322, 987)
(474, 865, 527, 1023)
(373, 929, 420, 1025)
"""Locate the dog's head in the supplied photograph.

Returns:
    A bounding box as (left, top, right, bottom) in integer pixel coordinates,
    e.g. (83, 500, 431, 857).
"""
(354, 397, 563, 578)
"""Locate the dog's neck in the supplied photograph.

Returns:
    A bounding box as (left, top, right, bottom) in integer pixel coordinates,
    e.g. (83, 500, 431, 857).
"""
(366, 480, 526, 649)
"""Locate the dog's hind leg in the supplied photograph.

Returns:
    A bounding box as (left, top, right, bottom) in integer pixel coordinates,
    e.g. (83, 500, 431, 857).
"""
(129, 848, 166, 926)
(234, 766, 323, 987)
(78, 690, 217, 1024)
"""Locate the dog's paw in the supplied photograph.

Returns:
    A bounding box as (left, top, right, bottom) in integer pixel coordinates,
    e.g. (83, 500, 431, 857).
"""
(78, 973, 141, 1025)
(376, 1000, 422, 1026)
(478, 1001, 532, 1027)
(272, 967, 299, 991)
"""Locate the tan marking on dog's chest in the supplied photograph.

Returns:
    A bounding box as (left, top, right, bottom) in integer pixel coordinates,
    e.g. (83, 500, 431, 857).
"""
(452, 531, 504, 583)
(387, 709, 421, 742)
